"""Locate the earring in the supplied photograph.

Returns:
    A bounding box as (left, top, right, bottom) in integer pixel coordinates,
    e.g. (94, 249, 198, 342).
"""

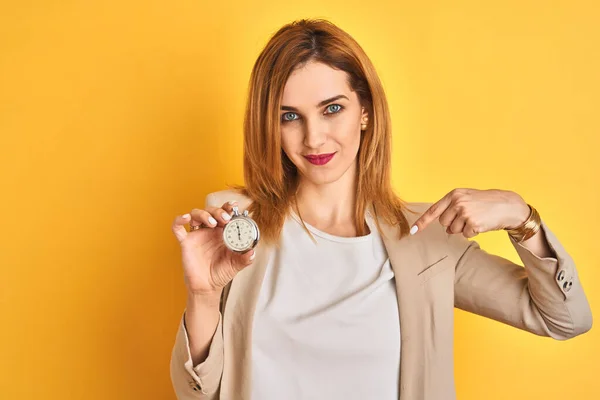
(361, 123, 367, 131)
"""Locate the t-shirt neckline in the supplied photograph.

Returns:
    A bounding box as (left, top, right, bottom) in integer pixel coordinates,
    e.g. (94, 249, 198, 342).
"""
(288, 209, 375, 243)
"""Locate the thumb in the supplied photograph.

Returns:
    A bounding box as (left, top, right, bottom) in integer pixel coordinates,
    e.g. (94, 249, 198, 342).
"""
(231, 248, 256, 272)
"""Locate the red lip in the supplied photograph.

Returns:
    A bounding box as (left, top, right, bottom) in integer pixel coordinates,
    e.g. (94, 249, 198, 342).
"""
(303, 152, 336, 165)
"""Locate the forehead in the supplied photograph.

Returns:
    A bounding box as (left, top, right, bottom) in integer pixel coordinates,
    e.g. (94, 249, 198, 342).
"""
(282, 61, 353, 105)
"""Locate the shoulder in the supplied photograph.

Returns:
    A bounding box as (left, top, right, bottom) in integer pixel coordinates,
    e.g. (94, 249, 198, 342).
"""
(205, 191, 434, 220)
(205, 191, 439, 232)
(405, 201, 473, 256)
(402, 201, 453, 249)
(404, 201, 434, 214)
(204, 189, 252, 210)
(402, 201, 434, 224)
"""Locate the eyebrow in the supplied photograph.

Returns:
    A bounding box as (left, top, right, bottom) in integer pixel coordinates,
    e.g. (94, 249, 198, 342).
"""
(281, 94, 349, 111)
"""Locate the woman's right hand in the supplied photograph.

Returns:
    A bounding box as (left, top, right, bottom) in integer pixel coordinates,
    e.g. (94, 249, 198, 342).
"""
(171, 200, 256, 297)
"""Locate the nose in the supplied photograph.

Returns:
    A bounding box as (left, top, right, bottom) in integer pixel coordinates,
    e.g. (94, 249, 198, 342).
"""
(303, 118, 327, 149)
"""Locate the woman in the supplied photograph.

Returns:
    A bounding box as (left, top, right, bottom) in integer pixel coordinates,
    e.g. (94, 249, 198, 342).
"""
(169, 19, 592, 400)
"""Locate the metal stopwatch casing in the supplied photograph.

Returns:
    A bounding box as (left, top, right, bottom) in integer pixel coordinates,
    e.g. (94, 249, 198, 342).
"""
(222, 205, 260, 253)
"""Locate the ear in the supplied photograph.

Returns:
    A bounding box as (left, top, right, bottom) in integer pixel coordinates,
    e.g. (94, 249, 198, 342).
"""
(361, 107, 369, 124)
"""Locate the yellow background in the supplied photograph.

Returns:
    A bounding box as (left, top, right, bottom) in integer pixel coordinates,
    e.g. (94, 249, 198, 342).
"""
(1, 1, 598, 399)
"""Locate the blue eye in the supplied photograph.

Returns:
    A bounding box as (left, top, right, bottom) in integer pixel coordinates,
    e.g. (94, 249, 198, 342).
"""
(326, 104, 343, 113)
(281, 112, 298, 122)
(281, 104, 344, 123)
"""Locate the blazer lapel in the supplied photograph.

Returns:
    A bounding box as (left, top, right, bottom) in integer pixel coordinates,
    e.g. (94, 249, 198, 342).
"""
(220, 236, 271, 400)
(379, 220, 427, 399)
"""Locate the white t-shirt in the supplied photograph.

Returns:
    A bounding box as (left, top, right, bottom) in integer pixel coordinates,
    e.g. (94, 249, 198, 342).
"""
(251, 209, 401, 399)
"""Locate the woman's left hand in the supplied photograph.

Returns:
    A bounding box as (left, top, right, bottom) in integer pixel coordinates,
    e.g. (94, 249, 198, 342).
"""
(410, 188, 531, 238)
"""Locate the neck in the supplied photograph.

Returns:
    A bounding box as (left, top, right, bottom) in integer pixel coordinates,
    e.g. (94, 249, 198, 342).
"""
(293, 159, 358, 229)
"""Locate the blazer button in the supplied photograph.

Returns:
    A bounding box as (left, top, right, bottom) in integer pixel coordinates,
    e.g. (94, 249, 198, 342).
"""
(557, 270, 565, 281)
(189, 380, 202, 391)
(562, 280, 573, 292)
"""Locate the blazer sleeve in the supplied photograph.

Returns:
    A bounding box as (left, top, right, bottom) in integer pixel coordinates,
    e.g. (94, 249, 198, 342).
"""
(449, 218, 593, 340)
(169, 309, 224, 399)
(169, 192, 225, 399)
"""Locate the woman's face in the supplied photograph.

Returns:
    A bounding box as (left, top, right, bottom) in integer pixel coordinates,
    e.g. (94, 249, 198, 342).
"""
(280, 60, 368, 187)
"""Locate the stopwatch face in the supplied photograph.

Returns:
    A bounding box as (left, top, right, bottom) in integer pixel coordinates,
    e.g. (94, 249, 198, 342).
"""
(223, 218, 257, 251)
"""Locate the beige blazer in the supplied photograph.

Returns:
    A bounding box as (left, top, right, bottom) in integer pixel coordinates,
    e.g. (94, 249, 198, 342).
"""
(170, 189, 593, 400)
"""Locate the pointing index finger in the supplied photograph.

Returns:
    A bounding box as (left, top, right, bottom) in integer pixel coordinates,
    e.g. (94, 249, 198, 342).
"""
(410, 195, 452, 235)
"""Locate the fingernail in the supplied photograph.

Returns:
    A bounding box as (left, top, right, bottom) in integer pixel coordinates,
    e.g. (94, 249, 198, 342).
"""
(182, 213, 190, 219)
(208, 216, 217, 225)
(222, 212, 231, 221)
(228, 200, 238, 205)
(249, 250, 256, 260)
(410, 225, 419, 235)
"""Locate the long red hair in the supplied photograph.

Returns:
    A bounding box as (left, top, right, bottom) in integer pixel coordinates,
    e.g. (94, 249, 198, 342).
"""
(228, 18, 418, 246)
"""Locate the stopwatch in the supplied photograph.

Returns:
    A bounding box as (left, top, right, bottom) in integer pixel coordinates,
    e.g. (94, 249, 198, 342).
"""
(222, 205, 260, 253)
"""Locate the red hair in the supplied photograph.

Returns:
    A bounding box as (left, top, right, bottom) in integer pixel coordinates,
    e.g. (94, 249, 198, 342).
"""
(228, 18, 417, 246)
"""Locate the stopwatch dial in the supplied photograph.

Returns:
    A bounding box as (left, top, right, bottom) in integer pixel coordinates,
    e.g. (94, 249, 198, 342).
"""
(223, 219, 255, 251)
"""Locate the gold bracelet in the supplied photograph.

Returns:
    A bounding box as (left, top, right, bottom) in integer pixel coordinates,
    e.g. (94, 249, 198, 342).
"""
(504, 203, 541, 243)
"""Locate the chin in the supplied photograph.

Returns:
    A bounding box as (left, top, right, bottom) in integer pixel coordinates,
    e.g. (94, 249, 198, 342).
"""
(299, 169, 344, 185)
(292, 154, 354, 185)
